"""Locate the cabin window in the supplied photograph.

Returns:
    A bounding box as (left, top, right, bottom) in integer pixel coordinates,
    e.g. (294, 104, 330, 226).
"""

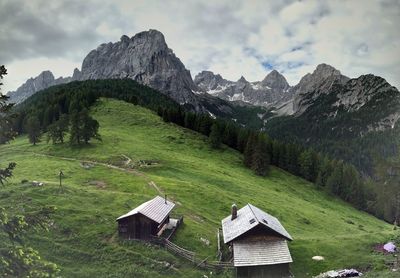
(249, 218, 256, 224)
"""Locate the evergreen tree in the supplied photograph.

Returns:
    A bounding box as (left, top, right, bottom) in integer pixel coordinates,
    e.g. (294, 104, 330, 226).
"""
(343, 164, 365, 208)
(287, 144, 300, 175)
(244, 132, 257, 167)
(278, 143, 288, 170)
(184, 112, 196, 129)
(326, 161, 344, 196)
(69, 110, 81, 144)
(69, 109, 100, 145)
(209, 122, 223, 149)
(251, 134, 270, 176)
(46, 114, 69, 144)
(237, 129, 249, 153)
(80, 109, 101, 144)
(299, 150, 319, 182)
(0, 66, 15, 144)
(26, 116, 41, 145)
(223, 122, 238, 149)
(316, 156, 333, 187)
(271, 140, 280, 166)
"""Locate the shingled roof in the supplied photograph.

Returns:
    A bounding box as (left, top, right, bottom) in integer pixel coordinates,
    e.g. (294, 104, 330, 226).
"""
(221, 204, 292, 244)
(116, 196, 175, 224)
(233, 238, 293, 267)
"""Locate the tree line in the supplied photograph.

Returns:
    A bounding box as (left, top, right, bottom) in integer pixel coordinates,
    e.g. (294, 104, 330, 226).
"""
(159, 106, 372, 213)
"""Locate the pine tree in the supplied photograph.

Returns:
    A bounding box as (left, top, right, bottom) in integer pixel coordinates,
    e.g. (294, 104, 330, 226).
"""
(0, 66, 15, 144)
(80, 109, 101, 144)
(0, 65, 17, 185)
(184, 113, 195, 129)
(244, 132, 257, 167)
(251, 134, 270, 176)
(316, 156, 333, 187)
(278, 144, 288, 170)
(209, 123, 223, 149)
(299, 150, 313, 181)
(46, 114, 69, 144)
(287, 144, 300, 175)
(326, 161, 344, 196)
(271, 140, 280, 166)
(237, 129, 249, 153)
(223, 123, 238, 149)
(69, 110, 81, 144)
(26, 116, 41, 145)
(69, 109, 101, 145)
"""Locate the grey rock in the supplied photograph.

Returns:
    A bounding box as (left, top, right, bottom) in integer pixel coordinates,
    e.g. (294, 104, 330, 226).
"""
(291, 63, 350, 114)
(194, 70, 232, 92)
(7, 68, 82, 104)
(79, 29, 202, 109)
(7, 71, 56, 104)
(194, 70, 292, 107)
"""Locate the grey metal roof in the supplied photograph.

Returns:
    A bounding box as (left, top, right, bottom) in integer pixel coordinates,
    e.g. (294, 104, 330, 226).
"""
(233, 239, 293, 267)
(116, 196, 175, 224)
(221, 204, 292, 244)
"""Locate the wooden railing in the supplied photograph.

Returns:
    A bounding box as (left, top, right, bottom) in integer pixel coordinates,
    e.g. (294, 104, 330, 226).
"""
(150, 235, 233, 271)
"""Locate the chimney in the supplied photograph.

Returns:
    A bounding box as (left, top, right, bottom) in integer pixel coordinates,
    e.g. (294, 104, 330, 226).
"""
(231, 204, 237, 220)
(164, 194, 167, 204)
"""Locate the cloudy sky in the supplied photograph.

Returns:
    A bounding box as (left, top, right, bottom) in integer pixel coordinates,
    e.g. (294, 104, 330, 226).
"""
(1, 0, 399, 93)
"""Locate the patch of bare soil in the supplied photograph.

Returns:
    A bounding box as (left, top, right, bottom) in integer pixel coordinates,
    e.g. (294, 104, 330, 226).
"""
(87, 180, 107, 189)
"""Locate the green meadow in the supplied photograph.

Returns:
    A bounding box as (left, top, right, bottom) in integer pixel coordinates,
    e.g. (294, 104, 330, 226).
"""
(0, 98, 397, 277)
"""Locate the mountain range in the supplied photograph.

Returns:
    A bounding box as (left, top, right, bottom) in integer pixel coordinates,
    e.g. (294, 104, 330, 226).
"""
(7, 29, 400, 134)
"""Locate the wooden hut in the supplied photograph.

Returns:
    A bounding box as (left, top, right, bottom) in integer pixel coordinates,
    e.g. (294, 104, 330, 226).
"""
(116, 196, 175, 240)
(221, 204, 293, 278)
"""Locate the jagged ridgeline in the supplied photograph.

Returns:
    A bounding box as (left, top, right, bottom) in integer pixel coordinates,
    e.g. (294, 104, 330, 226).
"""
(265, 74, 400, 175)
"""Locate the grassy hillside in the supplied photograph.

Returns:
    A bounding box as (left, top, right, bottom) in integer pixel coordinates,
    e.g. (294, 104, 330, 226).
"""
(0, 98, 397, 277)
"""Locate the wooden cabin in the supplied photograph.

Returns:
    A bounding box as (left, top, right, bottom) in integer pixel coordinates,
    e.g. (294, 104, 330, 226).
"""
(221, 204, 293, 278)
(116, 196, 175, 240)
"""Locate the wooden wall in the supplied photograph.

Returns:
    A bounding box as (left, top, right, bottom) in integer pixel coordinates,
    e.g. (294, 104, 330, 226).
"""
(236, 263, 290, 278)
(118, 214, 160, 240)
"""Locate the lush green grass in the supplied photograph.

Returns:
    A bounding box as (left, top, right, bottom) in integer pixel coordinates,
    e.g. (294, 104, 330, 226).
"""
(0, 98, 397, 277)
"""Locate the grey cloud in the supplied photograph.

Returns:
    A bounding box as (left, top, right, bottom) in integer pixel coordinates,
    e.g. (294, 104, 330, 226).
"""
(0, 0, 125, 63)
(1, 0, 399, 91)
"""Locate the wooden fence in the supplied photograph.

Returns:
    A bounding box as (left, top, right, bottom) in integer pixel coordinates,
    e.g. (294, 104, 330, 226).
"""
(151, 236, 233, 271)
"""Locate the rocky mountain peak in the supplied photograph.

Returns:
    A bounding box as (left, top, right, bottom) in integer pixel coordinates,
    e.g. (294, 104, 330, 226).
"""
(79, 29, 200, 108)
(261, 70, 289, 90)
(38, 70, 55, 81)
(194, 71, 229, 91)
(314, 63, 342, 78)
(238, 76, 248, 83)
(7, 70, 56, 104)
(291, 64, 350, 114)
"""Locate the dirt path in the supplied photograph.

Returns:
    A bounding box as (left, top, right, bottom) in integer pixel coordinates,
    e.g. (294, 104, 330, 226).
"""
(121, 154, 132, 166)
(30, 152, 163, 195)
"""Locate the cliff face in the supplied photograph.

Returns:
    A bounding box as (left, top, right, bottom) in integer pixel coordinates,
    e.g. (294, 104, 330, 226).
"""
(8, 30, 203, 110)
(79, 30, 201, 108)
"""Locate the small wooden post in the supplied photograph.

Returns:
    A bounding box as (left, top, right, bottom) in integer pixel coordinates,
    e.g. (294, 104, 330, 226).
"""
(217, 228, 221, 260)
(59, 170, 64, 189)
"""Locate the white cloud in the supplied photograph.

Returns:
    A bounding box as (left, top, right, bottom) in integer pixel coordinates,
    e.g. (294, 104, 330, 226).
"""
(1, 0, 399, 93)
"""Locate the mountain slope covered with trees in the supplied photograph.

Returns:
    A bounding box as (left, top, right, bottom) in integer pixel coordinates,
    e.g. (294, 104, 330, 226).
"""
(0, 97, 397, 277)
